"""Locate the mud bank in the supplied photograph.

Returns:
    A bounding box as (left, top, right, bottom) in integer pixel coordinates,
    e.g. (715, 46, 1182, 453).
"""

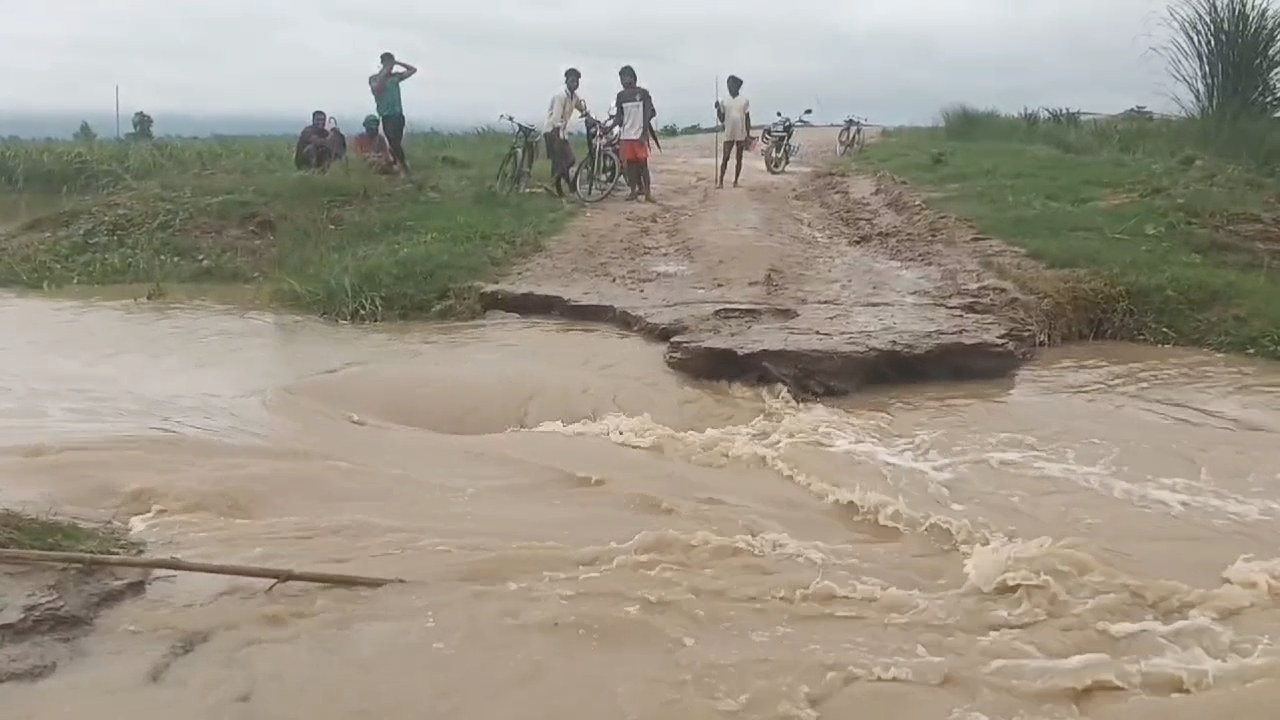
(0, 565, 148, 684)
(480, 128, 1037, 397)
(1, 511, 148, 685)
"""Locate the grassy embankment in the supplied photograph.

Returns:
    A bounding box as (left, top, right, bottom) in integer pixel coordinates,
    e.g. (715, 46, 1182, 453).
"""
(0, 132, 574, 321)
(851, 108, 1280, 358)
(846, 0, 1280, 359)
(0, 508, 139, 554)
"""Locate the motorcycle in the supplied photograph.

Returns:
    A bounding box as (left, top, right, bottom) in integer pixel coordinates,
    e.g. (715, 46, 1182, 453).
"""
(759, 108, 813, 175)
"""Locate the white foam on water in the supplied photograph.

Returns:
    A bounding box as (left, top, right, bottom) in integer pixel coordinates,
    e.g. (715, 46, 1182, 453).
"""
(650, 263, 688, 276)
(526, 388, 997, 548)
(522, 387, 1280, 701)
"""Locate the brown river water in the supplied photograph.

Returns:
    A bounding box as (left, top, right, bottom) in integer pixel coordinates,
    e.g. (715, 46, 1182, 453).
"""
(1, 293, 1279, 719)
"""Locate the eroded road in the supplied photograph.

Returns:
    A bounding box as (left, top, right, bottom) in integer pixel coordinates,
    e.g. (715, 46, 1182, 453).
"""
(483, 127, 1033, 396)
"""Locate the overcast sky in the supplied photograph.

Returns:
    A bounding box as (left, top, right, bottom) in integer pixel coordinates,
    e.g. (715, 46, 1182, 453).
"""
(2, 0, 1176, 130)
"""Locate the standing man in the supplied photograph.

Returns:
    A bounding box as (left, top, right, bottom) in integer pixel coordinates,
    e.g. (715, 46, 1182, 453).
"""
(545, 67, 589, 197)
(369, 51, 417, 177)
(612, 65, 657, 202)
(715, 75, 752, 188)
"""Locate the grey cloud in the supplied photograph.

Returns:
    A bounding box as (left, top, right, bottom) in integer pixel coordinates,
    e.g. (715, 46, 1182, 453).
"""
(1, 0, 1176, 130)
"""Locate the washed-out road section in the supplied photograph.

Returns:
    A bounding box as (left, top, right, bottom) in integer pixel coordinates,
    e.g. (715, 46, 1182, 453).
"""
(481, 126, 1033, 397)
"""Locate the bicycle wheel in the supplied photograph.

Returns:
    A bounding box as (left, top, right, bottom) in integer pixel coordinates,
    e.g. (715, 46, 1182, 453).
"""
(517, 138, 540, 193)
(495, 146, 522, 193)
(852, 127, 866, 154)
(574, 149, 620, 203)
(836, 125, 853, 156)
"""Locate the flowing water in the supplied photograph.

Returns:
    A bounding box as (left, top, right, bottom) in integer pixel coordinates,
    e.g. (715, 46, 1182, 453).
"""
(1, 293, 1279, 719)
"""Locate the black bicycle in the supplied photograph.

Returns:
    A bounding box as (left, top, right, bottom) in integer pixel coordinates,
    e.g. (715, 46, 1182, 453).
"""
(573, 114, 623, 203)
(495, 113, 540, 194)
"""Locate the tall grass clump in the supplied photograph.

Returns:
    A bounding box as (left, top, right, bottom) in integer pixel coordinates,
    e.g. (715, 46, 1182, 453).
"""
(938, 105, 1022, 141)
(1162, 0, 1280, 118)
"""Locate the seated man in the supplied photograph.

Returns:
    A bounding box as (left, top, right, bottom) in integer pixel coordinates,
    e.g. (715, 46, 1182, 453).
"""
(350, 115, 395, 173)
(295, 110, 335, 171)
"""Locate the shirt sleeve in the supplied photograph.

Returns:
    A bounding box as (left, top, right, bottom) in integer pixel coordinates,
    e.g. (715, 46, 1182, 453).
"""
(743, 98, 750, 113)
(547, 92, 568, 131)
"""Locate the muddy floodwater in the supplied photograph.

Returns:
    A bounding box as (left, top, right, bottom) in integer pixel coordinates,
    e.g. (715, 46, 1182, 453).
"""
(0, 294, 1278, 719)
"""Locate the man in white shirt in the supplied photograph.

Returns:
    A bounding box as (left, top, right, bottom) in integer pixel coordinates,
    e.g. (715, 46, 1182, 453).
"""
(545, 67, 589, 197)
(714, 75, 753, 188)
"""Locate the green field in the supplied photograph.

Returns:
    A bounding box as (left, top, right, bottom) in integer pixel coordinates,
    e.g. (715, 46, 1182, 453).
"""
(848, 107, 1280, 359)
(0, 132, 574, 321)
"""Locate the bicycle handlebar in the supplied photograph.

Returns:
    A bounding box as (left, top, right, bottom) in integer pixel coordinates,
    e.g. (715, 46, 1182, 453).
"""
(498, 114, 538, 134)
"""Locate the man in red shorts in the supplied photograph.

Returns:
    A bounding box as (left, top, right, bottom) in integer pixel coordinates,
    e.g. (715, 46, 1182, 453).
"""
(612, 65, 657, 202)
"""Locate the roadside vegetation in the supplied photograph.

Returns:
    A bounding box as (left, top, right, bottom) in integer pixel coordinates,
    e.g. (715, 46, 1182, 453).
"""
(0, 131, 573, 321)
(851, 0, 1280, 359)
(0, 509, 139, 555)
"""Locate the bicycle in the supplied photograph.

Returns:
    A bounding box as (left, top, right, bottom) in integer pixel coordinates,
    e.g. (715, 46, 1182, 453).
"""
(495, 113, 541, 194)
(836, 115, 867, 157)
(573, 113, 623, 203)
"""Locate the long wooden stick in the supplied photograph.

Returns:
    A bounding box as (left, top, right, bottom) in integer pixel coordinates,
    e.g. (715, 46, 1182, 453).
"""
(713, 74, 721, 182)
(0, 549, 404, 589)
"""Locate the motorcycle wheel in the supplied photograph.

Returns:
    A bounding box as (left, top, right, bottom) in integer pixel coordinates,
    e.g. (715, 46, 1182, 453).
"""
(764, 144, 787, 175)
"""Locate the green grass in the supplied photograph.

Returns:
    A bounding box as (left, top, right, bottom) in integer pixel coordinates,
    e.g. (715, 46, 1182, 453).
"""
(0, 132, 576, 321)
(848, 108, 1280, 358)
(0, 509, 140, 555)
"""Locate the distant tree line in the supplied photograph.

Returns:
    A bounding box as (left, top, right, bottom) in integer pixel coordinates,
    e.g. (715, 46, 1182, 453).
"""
(658, 122, 720, 137)
(66, 110, 155, 144)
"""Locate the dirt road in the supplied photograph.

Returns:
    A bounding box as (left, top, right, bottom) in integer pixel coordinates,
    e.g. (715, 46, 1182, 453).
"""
(481, 126, 1034, 396)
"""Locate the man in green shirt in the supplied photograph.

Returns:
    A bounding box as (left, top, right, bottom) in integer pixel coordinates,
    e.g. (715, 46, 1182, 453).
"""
(369, 51, 417, 176)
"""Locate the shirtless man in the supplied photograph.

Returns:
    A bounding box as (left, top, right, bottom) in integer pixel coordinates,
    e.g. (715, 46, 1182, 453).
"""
(715, 75, 753, 188)
(612, 65, 657, 202)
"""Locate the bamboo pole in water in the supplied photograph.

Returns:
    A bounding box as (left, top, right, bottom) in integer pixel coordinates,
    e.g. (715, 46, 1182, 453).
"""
(0, 549, 404, 589)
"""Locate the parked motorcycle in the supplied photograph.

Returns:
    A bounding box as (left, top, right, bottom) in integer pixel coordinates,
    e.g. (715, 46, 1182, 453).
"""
(759, 108, 813, 174)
